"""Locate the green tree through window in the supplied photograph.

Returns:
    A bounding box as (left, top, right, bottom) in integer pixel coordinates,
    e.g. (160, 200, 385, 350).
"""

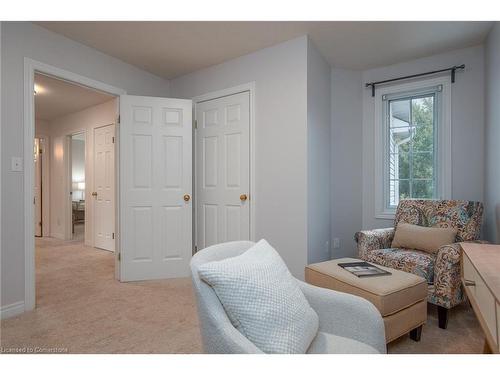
(388, 94, 436, 207)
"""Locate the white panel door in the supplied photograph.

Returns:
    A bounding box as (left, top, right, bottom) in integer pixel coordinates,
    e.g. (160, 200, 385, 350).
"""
(94, 124, 115, 251)
(34, 138, 42, 237)
(195, 91, 250, 250)
(120, 95, 192, 281)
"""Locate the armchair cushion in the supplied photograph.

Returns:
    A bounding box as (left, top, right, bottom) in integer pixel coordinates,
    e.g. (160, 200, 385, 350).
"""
(197, 239, 319, 354)
(365, 247, 435, 284)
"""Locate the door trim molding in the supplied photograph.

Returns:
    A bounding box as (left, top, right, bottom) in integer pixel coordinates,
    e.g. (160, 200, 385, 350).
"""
(34, 134, 51, 237)
(23, 58, 126, 313)
(192, 82, 257, 248)
(65, 129, 88, 244)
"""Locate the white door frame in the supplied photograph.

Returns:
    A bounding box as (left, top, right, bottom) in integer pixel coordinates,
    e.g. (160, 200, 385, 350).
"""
(33, 137, 42, 237)
(65, 133, 73, 241)
(192, 82, 256, 249)
(34, 134, 51, 237)
(66, 130, 87, 242)
(23, 58, 126, 312)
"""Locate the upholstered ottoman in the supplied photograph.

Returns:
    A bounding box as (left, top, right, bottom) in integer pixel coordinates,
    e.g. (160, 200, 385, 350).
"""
(305, 258, 427, 343)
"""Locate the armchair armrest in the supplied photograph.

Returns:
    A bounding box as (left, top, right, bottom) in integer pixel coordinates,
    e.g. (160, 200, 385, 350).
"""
(298, 280, 386, 354)
(355, 228, 395, 259)
(433, 243, 463, 309)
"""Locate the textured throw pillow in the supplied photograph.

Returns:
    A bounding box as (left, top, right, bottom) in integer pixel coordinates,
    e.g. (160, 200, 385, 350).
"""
(392, 223, 458, 254)
(197, 239, 319, 354)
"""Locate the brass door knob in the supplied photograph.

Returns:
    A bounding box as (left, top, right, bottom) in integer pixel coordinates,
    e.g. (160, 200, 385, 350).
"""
(183, 194, 191, 202)
(91, 192, 98, 197)
(240, 194, 248, 201)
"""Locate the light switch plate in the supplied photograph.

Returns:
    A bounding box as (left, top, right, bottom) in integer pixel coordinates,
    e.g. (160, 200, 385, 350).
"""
(11, 157, 23, 172)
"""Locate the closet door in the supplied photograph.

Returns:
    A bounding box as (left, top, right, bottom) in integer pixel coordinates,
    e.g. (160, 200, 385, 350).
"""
(195, 91, 250, 250)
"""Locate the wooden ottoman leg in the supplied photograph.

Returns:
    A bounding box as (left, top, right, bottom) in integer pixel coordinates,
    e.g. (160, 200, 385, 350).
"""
(437, 306, 449, 329)
(409, 325, 422, 342)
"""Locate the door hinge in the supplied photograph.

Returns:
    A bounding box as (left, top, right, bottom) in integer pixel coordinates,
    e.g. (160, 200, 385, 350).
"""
(117, 115, 120, 124)
(39, 148, 43, 154)
(118, 253, 121, 261)
(112, 232, 115, 239)
(194, 120, 198, 129)
(112, 136, 115, 143)
(194, 245, 198, 253)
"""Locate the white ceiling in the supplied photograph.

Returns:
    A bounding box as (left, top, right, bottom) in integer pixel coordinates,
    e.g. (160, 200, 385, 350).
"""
(35, 73, 114, 121)
(36, 21, 494, 79)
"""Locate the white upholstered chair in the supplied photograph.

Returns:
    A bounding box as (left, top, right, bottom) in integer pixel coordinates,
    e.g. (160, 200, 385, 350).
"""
(190, 241, 386, 354)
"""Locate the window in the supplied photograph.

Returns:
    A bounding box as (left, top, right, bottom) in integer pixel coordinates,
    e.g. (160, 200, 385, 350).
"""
(386, 90, 438, 208)
(374, 77, 451, 219)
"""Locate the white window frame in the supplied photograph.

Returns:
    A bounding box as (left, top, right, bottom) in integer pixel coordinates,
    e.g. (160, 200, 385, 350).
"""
(374, 76, 452, 219)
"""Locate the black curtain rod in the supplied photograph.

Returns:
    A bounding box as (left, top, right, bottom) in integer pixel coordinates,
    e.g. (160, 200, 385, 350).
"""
(365, 64, 465, 97)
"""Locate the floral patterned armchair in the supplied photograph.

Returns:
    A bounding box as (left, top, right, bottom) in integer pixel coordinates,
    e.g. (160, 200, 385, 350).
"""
(355, 199, 484, 329)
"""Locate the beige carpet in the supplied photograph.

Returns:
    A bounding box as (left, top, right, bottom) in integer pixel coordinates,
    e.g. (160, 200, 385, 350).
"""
(73, 223, 84, 242)
(0, 237, 485, 354)
(0, 237, 202, 353)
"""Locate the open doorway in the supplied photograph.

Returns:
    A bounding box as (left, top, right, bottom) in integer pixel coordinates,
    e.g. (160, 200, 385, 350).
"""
(70, 132, 86, 241)
(32, 71, 119, 307)
(34, 72, 117, 244)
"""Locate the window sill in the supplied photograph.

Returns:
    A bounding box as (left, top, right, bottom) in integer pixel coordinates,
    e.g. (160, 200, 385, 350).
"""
(375, 210, 396, 220)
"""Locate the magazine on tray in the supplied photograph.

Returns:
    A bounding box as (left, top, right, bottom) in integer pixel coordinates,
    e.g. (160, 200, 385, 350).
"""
(338, 261, 391, 277)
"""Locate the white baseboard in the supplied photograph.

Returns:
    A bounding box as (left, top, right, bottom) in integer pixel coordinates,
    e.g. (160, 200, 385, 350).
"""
(0, 301, 25, 319)
(51, 232, 64, 240)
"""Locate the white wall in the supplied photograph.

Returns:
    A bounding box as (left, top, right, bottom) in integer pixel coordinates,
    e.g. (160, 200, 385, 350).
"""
(361, 45, 485, 230)
(46, 99, 117, 244)
(306, 40, 331, 264)
(330, 68, 363, 258)
(1, 22, 170, 310)
(35, 119, 50, 136)
(484, 22, 500, 243)
(170, 36, 309, 278)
